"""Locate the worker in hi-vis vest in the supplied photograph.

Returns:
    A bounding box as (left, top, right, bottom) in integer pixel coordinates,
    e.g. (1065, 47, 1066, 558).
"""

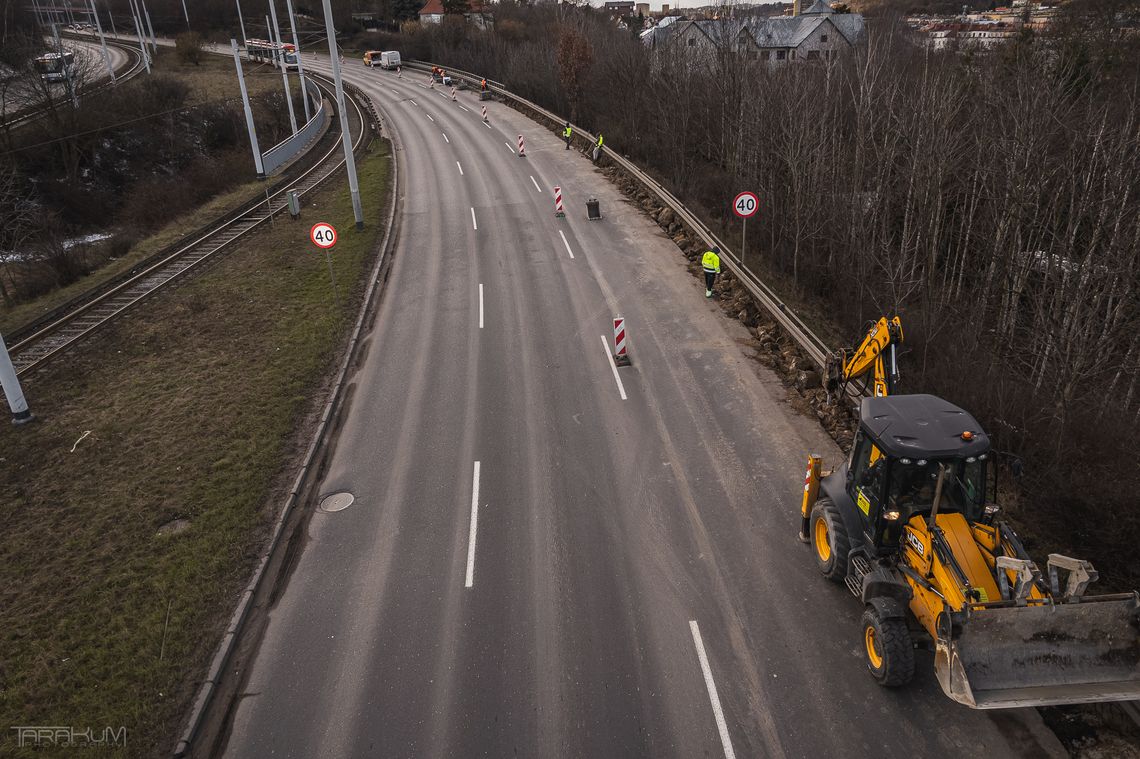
(564, 122, 572, 150)
(702, 246, 721, 298)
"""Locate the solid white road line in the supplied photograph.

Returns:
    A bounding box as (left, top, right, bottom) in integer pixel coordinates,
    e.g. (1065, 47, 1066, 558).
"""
(600, 335, 628, 401)
(559, 230, 575, 259)
(427, 113, 435, 122)
(471, 207, 478, 231)
(505, 142, 515, 154)
(443, 132, 450, 143)
(465, 461, 480, 588)
(689, 621, 738, 759)
(458, 105, 469, 112)
(457, 161, 464, 176)
(479, 283, 484, 329)
(482, 121, 492, 129)
(530, 175, 542, 192)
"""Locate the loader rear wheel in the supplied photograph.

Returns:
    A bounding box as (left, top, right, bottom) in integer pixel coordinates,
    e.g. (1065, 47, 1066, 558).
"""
(810, 498, 849, 582)
(861, 607, 914, 687)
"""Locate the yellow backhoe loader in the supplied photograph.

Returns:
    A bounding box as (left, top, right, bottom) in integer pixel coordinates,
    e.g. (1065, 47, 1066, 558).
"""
(798, 320, 1140, 708)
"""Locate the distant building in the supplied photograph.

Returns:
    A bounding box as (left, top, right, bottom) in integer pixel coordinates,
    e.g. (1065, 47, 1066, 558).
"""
(636, 3, 650, 15)
(647, 0, 864, 64)
(604, 0, 636, 15)
(662, 4, 670, 13)
(923, 21, 1017, 49)
(418, 0, 491, 26)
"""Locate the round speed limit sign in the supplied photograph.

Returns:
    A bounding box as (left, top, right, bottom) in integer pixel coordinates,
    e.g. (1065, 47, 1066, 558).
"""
(733, 191, 758, 219)
(310, 222, 337, 250)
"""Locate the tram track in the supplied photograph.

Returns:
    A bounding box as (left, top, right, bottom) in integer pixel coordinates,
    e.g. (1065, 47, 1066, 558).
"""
(9, 73, 371, 377)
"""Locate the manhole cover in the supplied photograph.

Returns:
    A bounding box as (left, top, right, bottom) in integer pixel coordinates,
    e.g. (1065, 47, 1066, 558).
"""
(320, 492, 354, 512)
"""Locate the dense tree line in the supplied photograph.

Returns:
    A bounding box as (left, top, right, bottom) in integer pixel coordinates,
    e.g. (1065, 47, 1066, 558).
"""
(379, 0, 1140, 583)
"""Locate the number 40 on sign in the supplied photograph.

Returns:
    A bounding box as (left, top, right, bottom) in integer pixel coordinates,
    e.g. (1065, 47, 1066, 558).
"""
(310, 222, 337, 250)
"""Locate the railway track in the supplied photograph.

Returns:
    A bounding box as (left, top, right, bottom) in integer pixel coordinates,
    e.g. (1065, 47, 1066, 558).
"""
(1, 37, 145, 132)
(10, 74, 369, 377)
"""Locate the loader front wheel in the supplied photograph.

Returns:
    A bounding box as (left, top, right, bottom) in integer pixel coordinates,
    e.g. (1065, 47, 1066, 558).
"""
(810, 498, 849, 582)
(861, 607, 914, 687)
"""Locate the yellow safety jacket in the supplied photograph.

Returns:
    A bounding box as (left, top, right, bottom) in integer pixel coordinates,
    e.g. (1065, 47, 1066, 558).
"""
(702, 251, 721, 273)
(597, 134, 604, 147)
(564, 126, 572, 138)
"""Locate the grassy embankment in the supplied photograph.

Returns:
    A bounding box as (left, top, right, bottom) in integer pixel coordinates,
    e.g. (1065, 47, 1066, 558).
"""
(0, 140, 390, 757)
(0, 46, 303, 336)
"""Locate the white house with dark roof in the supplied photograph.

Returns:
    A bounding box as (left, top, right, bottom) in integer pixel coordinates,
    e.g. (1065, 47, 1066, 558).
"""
(647, 1, 864, 65)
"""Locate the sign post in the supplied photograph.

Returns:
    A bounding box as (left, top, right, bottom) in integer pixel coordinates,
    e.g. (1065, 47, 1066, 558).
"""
(311, 221, 341, 314)
(732, 191, 758, 269)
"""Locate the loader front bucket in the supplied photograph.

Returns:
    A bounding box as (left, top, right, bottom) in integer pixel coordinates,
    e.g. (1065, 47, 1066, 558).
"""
(934, 594, 1140, 709)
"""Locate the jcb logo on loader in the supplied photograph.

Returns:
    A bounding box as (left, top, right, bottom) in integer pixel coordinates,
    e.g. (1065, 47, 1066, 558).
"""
(905, 531, 925, 557)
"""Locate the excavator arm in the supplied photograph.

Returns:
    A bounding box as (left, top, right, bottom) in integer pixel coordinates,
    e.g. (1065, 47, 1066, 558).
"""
(828, 316, 904, 398)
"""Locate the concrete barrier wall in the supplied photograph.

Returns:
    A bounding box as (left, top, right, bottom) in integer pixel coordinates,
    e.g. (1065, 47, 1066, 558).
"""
(262, 76, 327, 176)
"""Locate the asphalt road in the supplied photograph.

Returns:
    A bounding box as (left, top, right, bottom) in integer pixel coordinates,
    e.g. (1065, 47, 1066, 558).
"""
(221, 56, 1068, 758)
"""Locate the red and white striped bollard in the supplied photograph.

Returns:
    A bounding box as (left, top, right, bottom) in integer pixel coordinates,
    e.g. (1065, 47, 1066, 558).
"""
(554, 186, 565, 218)
(518, 134, 525, 158)
(451, 86, 457, 101)
(613, 317, 630, 366)
(482, 105, 488, 122)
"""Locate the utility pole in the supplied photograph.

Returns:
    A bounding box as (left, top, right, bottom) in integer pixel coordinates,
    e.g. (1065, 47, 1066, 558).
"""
(320, 0, 363, 229)
(231, 39, 265, 178)
(140, 0, 157, 53)
(128, 0, 150, 73)
(235, 0, 249, 47)
(107, 0, 117, 37)
(88, 0, 116, 83)
(285, 0, 311, 121)
(268, 1, 298, 134)
(0, 334, 33, 425)
(181, 0, 191, 29)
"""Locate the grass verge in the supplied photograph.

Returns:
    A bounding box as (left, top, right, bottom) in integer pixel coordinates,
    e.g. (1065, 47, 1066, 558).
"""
(0, 140, 391, 758)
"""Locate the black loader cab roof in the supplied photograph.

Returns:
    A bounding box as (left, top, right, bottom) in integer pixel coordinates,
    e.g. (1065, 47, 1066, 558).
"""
(860, 394, 990, 459)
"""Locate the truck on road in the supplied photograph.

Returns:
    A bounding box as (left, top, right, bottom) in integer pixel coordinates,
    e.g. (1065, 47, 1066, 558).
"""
(364, 50, 401, 70)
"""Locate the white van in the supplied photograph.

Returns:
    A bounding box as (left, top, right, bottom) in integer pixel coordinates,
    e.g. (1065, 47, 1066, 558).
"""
(379, 51, 401, 70)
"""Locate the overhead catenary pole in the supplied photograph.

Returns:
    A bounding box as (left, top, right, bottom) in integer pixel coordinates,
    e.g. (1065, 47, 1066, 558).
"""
(106, 1, 117, 37)
(140, 0, 157, 53)
(128, 0, 150, 73)
(88, 0, 116, 83)
(268, 1, 298, 134)
(231, 39, 265, 178)
(284, 0, 311, 121)
(180, 0, 191, 29)
(0, 335, 33, 426)
(235, 0, 249, 47)
(320, 0, 363, 229)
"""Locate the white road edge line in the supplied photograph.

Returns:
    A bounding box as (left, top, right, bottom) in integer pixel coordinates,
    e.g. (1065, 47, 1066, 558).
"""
(457, 161, 464, 176)
(465, 461, 480, 588)
(690, 621, 738, 759)
(530, 175, 542, 192)
(443, 132, 450, 144)
(471, 207, 478, 231)
(559, 230, 575, 259)
(505, 141, 515, 154)
(482, 121, 492, 129)
(479, 283, 484, 329)
(600, 335, 628, 401)
(426, 113, 435, 122)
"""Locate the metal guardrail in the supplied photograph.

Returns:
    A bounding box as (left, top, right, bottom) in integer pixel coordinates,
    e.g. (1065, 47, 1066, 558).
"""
(405, 60, 834, 372)
(262, 76, 329, 175)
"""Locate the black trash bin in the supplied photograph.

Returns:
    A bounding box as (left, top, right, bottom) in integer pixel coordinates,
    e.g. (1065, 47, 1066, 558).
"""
(586, 197, 601, 220)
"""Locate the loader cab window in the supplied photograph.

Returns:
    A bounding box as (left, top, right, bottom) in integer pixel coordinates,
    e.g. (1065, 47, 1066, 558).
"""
(848, 430, 886, 517)
(886, 456, 988, 521)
